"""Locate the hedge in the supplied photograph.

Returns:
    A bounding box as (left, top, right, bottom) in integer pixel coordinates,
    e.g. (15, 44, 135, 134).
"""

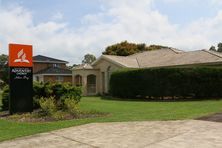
(110, 68, 222, 99)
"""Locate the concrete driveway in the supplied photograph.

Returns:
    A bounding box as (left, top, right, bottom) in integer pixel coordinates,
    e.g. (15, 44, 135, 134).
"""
(0, 120, 222, 148)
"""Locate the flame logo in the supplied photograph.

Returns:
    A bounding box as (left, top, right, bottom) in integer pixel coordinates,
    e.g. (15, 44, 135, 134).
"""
(14, 49, 30, 63)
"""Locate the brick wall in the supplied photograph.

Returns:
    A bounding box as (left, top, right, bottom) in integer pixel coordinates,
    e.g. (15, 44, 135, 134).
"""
(44, 75, 72, 83)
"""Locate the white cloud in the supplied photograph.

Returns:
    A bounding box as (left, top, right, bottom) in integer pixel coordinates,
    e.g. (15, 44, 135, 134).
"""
(211, 0, 222, 5)
(51, 12, 64, 21)
(161, 0, 182, 3)
(0, 1, 222, 64)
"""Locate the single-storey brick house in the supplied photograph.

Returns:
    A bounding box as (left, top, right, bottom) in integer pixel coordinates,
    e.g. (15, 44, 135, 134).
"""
(33, 55, 72, 83)
(73, 48, 222, 96)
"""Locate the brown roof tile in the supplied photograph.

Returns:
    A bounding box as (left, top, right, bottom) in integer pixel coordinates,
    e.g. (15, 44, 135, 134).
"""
(92, 48, 222, 69)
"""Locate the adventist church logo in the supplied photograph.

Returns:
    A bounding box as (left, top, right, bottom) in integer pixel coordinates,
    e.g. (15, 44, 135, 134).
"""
(9, 44, 32, 67)
(14, 49, 30, 63)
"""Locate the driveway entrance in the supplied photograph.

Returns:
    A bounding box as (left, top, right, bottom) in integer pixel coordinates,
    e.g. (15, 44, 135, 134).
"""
(0, 120, 222, 148)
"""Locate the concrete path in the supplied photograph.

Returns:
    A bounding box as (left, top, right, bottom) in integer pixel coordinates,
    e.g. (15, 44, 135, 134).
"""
(0, 120, 222, 148)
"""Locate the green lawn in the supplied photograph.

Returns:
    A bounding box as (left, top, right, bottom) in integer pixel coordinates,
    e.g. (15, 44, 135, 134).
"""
(1, 97, 222, 141)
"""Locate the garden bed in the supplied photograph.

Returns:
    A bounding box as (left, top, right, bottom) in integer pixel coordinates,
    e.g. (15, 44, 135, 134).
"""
(0, 109, 108, 123)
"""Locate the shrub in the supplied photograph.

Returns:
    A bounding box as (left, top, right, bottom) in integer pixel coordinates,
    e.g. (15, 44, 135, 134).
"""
(2, 82, 82, 111)
(1, 85, 9, 110)
(38, 96, 80, 119)
(51, 111, 67, 120)
(39, 97, 57, 115)
(60, 87, 82, 104)
(110, 67, 222, 99)
(0, 80, 6, 90)
(64, 98, 79, 116)
(33, 82, 82, 109)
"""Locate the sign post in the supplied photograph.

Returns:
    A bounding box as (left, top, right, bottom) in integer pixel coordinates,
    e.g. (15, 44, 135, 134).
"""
(9, 43, 33, 114)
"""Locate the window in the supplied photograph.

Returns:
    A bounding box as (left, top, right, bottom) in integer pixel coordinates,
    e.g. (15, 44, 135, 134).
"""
(56, 76, 64, 82)
(53, 64, 60, 68)
(75, 75, 82, 86)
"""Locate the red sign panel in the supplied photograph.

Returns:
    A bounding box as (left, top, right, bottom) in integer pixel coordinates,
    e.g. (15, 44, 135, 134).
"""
(9, 43, 33, 67)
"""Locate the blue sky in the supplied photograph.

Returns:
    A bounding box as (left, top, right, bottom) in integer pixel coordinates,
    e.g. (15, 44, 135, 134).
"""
(0, 0, 222, 64)
(1, 0, 102, 27)
(154, 0, 220, 25)
(2, 0, 220, 26)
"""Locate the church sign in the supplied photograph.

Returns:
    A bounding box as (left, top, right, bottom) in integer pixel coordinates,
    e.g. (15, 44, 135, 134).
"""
(9, 43, 33, 114)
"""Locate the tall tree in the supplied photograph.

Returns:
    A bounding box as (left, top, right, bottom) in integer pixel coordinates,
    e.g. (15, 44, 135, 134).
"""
(209, 46, 216, 51)
(102, 41, 168, 56)
(82, 54, 96, 64)
(217, 43, 222, 52)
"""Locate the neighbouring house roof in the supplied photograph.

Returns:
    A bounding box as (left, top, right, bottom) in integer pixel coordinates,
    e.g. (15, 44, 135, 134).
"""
(134, 49, 222, 68)
(73, 64, 94, 70)
(100, 55, 140, 68)
(33, 55, 68, 64)
(92, 48, 222, 68)
(34, 67, 72, 75)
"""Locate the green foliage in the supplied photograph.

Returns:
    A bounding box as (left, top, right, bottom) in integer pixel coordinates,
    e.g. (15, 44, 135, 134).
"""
(51, 111, 67, 120)
(0, 80, 6, 90)
(82, 54, 96, 64)
(218, 42, 222, 52)
(0, 54, 9, 84)
(209, 42, 222, 52)
(64, 98, 79, 116)
(2, 82, 82, 110)
(209, 46, 216, 51)
(1, 85, 9, 110)
(110, 68, 222, 99)
(61, 86, 82, 103)
(102, 41, 168, 56)
(36, 83, 82, 119)
(38, 96, 80, 119)
(33, 82, 82, 108)
(0, 91, 2, 110)
(39, 97, 57, 115)
(0, 54, 7, 66)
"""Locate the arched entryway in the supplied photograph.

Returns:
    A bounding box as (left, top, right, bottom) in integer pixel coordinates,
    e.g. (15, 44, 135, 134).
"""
(87, 74, 96, 95)
(75, 75, 82, 86)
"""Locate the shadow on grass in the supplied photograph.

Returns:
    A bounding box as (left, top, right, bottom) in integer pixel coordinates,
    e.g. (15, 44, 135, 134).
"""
(196, 112, 222, 123)
(100, 95, 222, 102)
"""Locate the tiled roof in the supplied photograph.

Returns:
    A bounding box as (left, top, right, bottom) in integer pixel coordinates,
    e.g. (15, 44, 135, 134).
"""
(101, 55, 139, 68)
(135, 49, 222, 68)
(35, 67, 72, 75)
(92, 48, 222, 68)
(33, 55, 68, 64)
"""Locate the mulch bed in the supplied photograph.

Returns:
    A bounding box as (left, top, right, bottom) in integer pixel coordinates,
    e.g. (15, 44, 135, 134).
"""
(196, 113, 222, 123)
(0, 111, 10, 117)
(0, 110, 109, 123)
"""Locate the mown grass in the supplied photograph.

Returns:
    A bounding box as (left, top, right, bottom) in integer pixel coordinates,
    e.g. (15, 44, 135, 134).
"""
(0, 96, 222, 142)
